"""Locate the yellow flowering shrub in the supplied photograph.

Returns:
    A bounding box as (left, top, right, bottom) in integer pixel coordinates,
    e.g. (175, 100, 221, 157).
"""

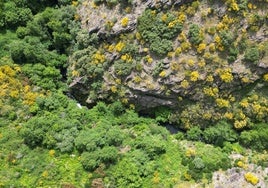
(92, 51, 106, 64)
(185, 148, 196, 157)
(0, 64, 41, 108)
(177, 32, 187, 42)
(234, 119, 247, 129)
(208, 43, 216, 52)
(145, 55, 153, 64)
(49, 150, 55, 157)
(218, 68, 233, 83)
(177, 12, 186, 23)
(111, 86, 117, 93)
(206, 75, 214, 82)
(197, 43, 206, 53)
(224, 112, 233, 119)
(203, 87, 219, 97)
(152, 171, 160, 184)
(159, 70, 167, 78)
(135, 32, 142, 40)
(133, 76, 142, 83)
(187, 59, 195, 67)
(121, 54, 132, 63)
(181, 41, 191, 52)
(216, 98, 230, 108)
(263, 73, 268, 81)
(115, 41, 125, 52)
(239, 99, 249, 108)
(244, 172, 259, 185)
(168, 20, 178, 28)
(175, 47, 182, 56)
(181, 80, 189, 88)
(236, 159, 248, 169)
(121, 17, 129, 27)
(190, 71, 199, 82)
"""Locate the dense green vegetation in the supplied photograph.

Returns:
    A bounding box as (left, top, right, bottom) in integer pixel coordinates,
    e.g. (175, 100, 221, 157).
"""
(0, 0, 268, 187)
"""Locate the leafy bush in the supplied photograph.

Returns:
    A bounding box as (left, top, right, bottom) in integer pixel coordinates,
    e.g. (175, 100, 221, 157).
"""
(81, 146, 118, 171)
(137, 10, 182, 56)
(109, 101, 125, 116)
(239, 123, 268, 151)
(2, 1, 33, 28)
(186, 126, 202, 141)
(113, 59, 133, 77)
(75, 122, 124, 152)
(133, 135, 166, 159)
(182, 142, 231, 181)
(203, 121, 238, 147)
(20, 112, 80, 150)
(150, 38, 173, 56)
(188, 24, 203, 45)
(244, 47, 260, 63)
(219, 31, 233, 49)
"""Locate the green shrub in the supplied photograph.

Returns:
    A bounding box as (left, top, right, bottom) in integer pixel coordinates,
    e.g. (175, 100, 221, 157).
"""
(186, 126, 202, 141)
(239, 123, 268, 151)
(219, 31, 233, 49)
(203, 121, 238, 147)
(244, 47, 260, 63)
(182, 142, 231, 181)
(137, 9, 182, 56)
(81, 146, 118, 171)
(110, 101, 125, 116)
(188, 24, 203, 45)
(150, 38, 173, 56)
(133, 135, 166, 159)
(114, 59, 133, 76)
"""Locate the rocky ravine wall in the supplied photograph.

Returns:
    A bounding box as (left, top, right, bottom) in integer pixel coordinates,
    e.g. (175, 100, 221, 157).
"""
(69, 0, 268, 128)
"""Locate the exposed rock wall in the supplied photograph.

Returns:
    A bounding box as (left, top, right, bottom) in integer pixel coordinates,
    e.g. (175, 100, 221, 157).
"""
(69, 0, 268, 128)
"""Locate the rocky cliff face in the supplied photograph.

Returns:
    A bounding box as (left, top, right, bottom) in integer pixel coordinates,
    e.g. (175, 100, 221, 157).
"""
(68, 0, 268, 128)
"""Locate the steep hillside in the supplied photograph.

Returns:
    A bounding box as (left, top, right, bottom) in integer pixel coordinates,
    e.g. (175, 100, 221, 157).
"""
(0, 0, 268, 187)
(69, 0, 268, 130)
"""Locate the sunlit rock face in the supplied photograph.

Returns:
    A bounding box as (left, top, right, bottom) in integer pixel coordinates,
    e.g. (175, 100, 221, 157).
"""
(69, 0, 268, 127)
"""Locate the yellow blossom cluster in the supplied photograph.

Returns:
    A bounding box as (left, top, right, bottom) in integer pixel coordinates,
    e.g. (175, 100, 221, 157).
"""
(177, 32, 187, 42)
(72, 1, 78, 6)
(197, 43, 206, 53)
(190, 71, 199, 82)
(263, 73, 268, 81)
(224, 112, 234, 119)
(181, 42, 191, 52)
(159, 70, 167, 78)
(237, 160, 247, 169)
(234, 119, 247, 129)
(115, 41, 125, 52)
(121, 17, 129, 27)
(217, 15, 235, 30)
(133, 76, 142, 83)
(174, 47, 182, 56)
(215, 98, 230, 108)
(121, 54, 132, 63)
(214, 35, 224, 51)
(247, 3, 257, 10)
(224, 0, 239, 11)
(168, 20, 178, 28)
(185, 148, 196, 157)
(203, 87, 219, 97)
(244, 172, 259, 185)
(180, 80, 189, 88)
(218, 68, 233, 83)
(177, 12, 186, 23)
(206, 75, 214, 82)
(144, 55, 153, 64)
(0, 65, 41, 107)
(92, 51, 106, 64)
